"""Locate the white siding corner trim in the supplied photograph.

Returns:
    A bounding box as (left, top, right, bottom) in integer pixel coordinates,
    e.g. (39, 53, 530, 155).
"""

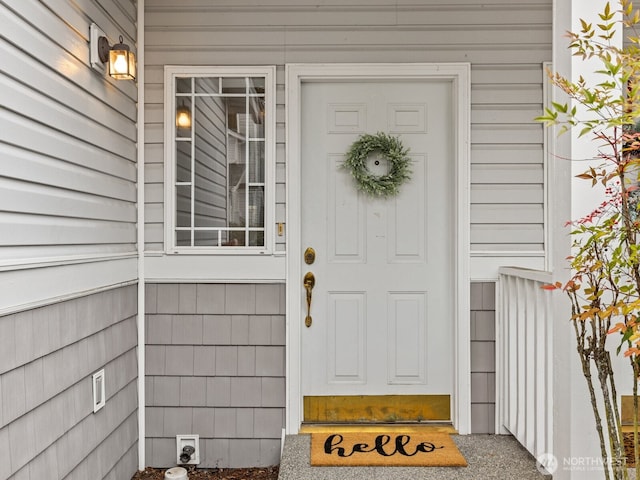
(285, 63, 472, 434)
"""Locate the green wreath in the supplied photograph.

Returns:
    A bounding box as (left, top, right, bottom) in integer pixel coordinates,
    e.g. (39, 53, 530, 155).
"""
(342, 132, 411, 197)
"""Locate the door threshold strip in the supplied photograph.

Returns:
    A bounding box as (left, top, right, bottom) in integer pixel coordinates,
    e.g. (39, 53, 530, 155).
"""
(299, 423, 458, 434)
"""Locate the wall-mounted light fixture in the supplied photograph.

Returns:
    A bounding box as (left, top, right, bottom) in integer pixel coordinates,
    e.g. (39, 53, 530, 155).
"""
(99, 35, 136, 80)
(176, 103, 192, 129)
(90, 23, 136, 81)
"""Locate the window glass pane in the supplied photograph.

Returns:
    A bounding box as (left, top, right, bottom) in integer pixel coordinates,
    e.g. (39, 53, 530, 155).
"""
(176, 97, 192, 137)
(176, 77, 191, 94)
(249, 231, 264, 247)
(222, 77, 246, 94)
(172, 72, 269, 250)
(249, 186, 264, 227)
(248, 141, 264, 183)
(194, 95, 228, 228)
(222, 231, 245, 247)
(176, 230, 191, 246)
(228, 159, 246, 227)
(228, 133, 246, 167)
(248, 77, 265, 94)
(226, 97, 247, 135)
(195, 77, 220, 94)
(194, 230, 218, 246)
(176, 142, 191, 183)
(176, 185, 192, 228)
(248, 98, 265, 138)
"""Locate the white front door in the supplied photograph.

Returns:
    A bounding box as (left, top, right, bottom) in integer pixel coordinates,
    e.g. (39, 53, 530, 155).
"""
(300, 80, 455, 407)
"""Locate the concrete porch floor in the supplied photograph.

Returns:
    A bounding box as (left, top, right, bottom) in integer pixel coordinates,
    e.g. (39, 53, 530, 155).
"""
(278, 434, 552, 480)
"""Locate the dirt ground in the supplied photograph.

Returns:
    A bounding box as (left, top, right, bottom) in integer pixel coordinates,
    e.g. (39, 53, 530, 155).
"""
(131, 465, 279, 480)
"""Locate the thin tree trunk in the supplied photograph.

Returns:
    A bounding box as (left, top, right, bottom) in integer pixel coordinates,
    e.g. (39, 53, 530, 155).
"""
(633, 361, 639, 478)
(576, 319, 611, 480)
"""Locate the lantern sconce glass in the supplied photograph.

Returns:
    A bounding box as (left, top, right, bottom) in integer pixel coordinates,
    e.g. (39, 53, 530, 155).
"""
(176, 103, 192, 129)
(90, 23, 136, 80)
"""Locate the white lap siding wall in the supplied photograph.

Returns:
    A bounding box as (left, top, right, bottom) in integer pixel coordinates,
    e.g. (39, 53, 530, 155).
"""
(1, 0, 139, 478)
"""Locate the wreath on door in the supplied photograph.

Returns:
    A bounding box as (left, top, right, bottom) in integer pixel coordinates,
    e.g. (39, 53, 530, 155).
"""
(342, 132, 411, 197)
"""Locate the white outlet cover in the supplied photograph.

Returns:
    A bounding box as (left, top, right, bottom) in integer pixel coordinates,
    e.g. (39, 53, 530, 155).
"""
(176, 434, 200, 465)
(92, 369, 105, 413)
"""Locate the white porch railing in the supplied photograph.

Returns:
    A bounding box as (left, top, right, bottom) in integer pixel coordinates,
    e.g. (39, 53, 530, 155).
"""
(497, 266, 553, 462)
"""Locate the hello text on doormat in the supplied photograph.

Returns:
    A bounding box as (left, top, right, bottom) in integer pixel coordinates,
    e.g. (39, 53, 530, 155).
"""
(310, 432, 468, 467)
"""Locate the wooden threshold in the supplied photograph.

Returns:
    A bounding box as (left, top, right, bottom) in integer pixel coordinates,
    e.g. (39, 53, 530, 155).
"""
(300, 423, 457, 434)
(303, 394, 451, 423)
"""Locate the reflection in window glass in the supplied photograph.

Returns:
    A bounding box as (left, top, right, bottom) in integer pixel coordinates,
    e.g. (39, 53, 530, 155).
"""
(195, 77, 220, 94)
(249, 231, 264, 247)
(248, 77, 265, 94)
(176, 77, 192, 94)
(249, 141, 265, 183)
(221, 77, 247, 94)
(176, 185, 192, 228)
(173, 74, 267, 249)
(248, 187, 264, 227)
(176, 230, 191, 247)
(176, 142, 191, 183)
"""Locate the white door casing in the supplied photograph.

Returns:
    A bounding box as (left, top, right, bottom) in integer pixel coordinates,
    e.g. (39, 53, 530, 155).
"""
(286, 63, 471, 434)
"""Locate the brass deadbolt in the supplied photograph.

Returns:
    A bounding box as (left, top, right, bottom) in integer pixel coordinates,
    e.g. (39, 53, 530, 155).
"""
(304, 247, 316, 265)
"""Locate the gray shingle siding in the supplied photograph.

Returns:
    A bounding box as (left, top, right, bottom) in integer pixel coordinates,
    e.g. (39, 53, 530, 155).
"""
(145, 283, 285, 468)
(0, 285, 139, 480)
(471, 282, 497, 434)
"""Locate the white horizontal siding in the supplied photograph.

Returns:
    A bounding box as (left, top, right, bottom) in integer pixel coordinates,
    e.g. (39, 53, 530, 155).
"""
(146, 1, 550, 27)
(471, 204, 543, 224)
(0, 178, 135, 222)
(1, 6, 140, 480)
(1, 4, 136, 111)
(144, 0, 551, 256)
(0, 213, 136, 246)
(0, 144, 136, 201)
(472, 164, 544, 184)
(1, 0, 138, 299)
(471, 185, 544, 204)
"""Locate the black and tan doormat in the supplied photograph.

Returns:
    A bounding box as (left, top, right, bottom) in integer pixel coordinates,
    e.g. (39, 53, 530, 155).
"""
(310, 431, 467, 467)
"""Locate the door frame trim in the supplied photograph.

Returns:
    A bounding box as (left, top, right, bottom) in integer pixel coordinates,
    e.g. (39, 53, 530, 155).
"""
(285, 63, 472, 434)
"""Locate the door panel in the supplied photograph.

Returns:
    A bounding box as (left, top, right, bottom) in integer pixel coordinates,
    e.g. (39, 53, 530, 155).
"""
(388, 154, 426, 263)
(388, 292, 427, 384)
(327, 156, 366, 262)
(301, 80, 453, 408)
(328, 292, 366, 384)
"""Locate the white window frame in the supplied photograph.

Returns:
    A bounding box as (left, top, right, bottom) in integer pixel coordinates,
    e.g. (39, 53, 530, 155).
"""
(164, 66, 276, 255)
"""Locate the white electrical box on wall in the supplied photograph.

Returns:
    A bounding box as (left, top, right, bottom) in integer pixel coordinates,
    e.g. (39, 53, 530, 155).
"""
(89, 23, 107, 73)
(92, 369, 105, 413)
(176, 434, 200, 465)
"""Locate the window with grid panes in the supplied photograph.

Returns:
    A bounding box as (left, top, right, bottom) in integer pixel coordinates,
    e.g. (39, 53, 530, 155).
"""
(165, 67, 275, 252)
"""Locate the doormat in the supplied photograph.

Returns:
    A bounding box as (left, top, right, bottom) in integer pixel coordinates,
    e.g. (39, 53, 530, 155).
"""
(310, 431, 467, 467)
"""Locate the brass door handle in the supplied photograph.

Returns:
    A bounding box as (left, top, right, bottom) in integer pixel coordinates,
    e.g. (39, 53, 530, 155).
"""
(304, 272, 315, 327)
